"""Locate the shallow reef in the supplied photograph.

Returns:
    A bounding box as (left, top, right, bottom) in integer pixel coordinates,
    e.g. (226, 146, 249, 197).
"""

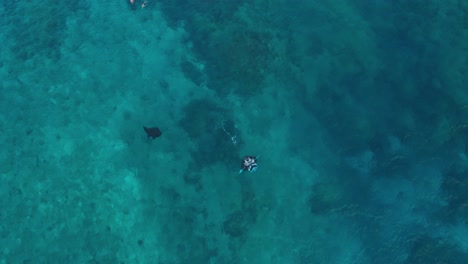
(179, 98, 241, 169)
(6, 0, 87, 61)
(436, 164, 468, 225)
(158, 0, 274, 97)
(406, 235, 468, 264)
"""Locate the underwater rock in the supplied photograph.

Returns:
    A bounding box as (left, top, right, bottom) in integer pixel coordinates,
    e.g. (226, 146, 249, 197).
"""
(179, 98, 240, 168)
(406, 235, 468, 264)
(436, 165, 468, 224)
(8, 0, 86, 61)
(181, 60, 205, 86)
(222, 210, 254, 238)
(183, 171, 203, 192)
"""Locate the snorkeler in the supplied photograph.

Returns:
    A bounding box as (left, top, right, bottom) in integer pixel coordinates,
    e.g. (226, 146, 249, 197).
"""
(129, 0, 148, 9)
(239, 156, 258, 174)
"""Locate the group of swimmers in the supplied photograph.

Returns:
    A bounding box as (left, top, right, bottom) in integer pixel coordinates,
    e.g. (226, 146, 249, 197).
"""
(129, 0, 148, 9)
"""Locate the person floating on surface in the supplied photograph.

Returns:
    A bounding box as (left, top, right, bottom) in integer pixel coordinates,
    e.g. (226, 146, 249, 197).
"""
(239, 156, 258, 174)
(129, 0, 148, 9)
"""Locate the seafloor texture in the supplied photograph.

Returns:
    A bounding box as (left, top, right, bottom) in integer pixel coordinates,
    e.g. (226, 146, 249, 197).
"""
(0, 0, 467, 263)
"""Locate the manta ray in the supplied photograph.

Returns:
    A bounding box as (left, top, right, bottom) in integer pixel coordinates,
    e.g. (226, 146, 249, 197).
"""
(144, 126, 162, 139)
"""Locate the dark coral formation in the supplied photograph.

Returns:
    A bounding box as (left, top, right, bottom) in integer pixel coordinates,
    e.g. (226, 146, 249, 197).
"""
(222, 210, 253, 238)
(436, 164, 468, 224)
(222, 191, 258, 238)
(406, 235, 468, 264)
(203, 27, 273, 96)
(6, 0, 87, 61)
(308, 161, 372, 215)
(158, 0, 274, 96)
(179, 98, 241, 169)
(180, 59, 205, 86)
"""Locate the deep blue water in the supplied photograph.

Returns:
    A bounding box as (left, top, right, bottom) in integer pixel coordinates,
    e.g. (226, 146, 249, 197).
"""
(0, 0, 467, 263)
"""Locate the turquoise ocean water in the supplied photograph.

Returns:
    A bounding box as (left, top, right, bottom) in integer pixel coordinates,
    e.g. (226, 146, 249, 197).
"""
(0, 0, 467, 263)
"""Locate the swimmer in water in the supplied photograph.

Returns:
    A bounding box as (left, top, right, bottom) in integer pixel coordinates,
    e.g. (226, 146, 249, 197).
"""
(239, 156, 258, 174)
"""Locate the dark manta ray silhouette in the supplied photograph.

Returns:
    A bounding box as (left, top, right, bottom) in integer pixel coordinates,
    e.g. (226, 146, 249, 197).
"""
(144, 126, 162, 139)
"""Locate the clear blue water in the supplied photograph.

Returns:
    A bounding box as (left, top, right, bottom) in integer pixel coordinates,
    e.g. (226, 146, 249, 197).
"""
(1, 0, 467, 263)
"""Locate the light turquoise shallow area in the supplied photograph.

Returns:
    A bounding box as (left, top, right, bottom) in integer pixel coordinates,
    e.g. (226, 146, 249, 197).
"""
(0, 1, 467, 263)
